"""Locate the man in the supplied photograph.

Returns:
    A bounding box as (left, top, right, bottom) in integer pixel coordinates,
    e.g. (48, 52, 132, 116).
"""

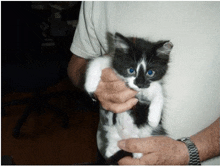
(68, 2, 220, 165)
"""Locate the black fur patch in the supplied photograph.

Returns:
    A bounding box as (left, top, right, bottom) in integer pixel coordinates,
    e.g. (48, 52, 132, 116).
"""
(98, 108, 109, 158)
(151, 125, 167, 136)
(129, 102, 150, 128)
(105, 150, 132, 165)
(113, 113, 117, 125)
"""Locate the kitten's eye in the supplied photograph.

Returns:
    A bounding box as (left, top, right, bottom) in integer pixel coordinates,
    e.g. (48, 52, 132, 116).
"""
(127, 68, 136, 75)
(147, 70, 155, 77)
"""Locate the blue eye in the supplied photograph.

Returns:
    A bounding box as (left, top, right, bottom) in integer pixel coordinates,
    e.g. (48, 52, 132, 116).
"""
(127, 68, 135, 75)
(147, 70, 155, 77)
(130, 68, 134, 73)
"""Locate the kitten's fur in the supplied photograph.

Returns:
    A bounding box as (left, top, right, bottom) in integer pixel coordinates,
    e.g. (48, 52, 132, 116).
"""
(85, 33, 173, 164)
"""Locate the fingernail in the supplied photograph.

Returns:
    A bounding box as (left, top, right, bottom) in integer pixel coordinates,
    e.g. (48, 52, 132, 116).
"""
(118, 140, 125, 149)
(133, 99, 138, 105)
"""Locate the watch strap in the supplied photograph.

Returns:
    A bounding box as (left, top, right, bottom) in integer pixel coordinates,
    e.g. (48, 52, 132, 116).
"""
(177, 137, 201, 165)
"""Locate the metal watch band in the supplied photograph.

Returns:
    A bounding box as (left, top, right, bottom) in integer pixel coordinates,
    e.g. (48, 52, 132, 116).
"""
(177, 137, 201, 165)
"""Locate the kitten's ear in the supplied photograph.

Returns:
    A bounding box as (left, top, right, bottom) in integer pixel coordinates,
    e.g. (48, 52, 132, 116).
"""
(156, 41, 173, 59)
(114, 33, 130, 53)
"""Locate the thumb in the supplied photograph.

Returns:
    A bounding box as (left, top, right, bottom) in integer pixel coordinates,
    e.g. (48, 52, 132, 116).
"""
(118, 138, 151, 153)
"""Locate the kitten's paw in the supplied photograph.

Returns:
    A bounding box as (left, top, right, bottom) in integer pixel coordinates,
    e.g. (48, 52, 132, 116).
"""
(133, 153, 143, 159)
(106, 151, 113, 158)
(148, 120, 159, 128)
(106, 146, 120, 158)
(148, 105, 162, 128)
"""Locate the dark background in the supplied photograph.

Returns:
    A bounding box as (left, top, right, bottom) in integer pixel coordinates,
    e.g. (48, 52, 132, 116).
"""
(1, 1, 100, 164)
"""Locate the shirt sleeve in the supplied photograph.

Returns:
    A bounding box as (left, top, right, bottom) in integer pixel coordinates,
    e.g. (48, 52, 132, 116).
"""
(70, 2, 101, 59)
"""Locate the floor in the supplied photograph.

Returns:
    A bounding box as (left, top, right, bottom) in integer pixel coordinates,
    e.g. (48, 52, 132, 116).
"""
(1, 79, 100, 165)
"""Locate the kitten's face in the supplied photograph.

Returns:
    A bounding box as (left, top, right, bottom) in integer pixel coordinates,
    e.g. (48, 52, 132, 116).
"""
(112, 33, 173, 91)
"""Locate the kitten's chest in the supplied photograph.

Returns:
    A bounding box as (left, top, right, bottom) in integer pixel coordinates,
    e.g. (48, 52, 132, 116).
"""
(114, 111, 139, 139)
(136, 91, 151, 104)
(111, 111, 151, 139)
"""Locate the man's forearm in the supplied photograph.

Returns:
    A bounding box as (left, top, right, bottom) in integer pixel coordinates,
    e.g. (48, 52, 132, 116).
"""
(190, 117, 220, 162)
(67, 54, 88, 90)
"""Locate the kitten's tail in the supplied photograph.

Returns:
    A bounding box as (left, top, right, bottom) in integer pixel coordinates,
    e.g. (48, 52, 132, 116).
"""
(104, 150, 132, 165)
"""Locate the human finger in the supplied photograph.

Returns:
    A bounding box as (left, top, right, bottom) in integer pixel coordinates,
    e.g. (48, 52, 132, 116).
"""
(138, 153, 175, 165)
(101, 98, 138, 113)
(103, 80, 128, 92)
(118, 153, 168, 165)
(101, 68, 120, 82)
(140, 153, 160, 165)
(108, 89, 138, 103)
(118, 138, 155, 154)
(118, 156, 141, 165)
(96, 82, 137, 104)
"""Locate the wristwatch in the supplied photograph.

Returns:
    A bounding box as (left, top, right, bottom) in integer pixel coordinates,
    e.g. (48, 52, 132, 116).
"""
(177, 137, 201, 165)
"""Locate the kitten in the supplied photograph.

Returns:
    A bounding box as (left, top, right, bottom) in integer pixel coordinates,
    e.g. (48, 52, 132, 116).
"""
(85, 33, 173, 164)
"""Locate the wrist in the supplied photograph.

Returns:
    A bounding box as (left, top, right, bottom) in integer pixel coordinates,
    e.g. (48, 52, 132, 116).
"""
(189, 118, 220, 162)
(177, 140, 190, 165)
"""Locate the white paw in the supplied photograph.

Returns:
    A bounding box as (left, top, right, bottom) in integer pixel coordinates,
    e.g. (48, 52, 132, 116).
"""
(133, 153, 143, 159)
(148, 104, 162, 128)
(106, 145, 120, 158)
(106, 150, 113, 158)
(84, 69, 101, 93)
(85, 56, 112, 94)
(148, 119, 159, 128)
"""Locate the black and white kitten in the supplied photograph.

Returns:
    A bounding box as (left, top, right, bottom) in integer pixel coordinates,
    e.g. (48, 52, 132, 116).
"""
(85, 33, 173, 164)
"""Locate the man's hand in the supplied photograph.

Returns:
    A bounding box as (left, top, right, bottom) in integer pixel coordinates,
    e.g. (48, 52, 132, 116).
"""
(117, 136, 189, 165)
(94, 68, 138, 113)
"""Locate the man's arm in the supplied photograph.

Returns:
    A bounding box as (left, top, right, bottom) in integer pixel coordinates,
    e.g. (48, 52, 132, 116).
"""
(190, 117, 220, 162)
(67, 54, 88, 90)
(117, 117, 220, 165)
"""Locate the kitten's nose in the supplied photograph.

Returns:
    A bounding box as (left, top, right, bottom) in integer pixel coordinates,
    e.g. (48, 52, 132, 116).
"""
(136, 83, 144, 88)
(136, 83, 150, 89)
(134, 80, 150, 88)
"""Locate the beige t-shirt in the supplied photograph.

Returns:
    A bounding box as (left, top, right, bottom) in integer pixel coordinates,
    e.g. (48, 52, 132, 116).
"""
(71, 2, 220, 164)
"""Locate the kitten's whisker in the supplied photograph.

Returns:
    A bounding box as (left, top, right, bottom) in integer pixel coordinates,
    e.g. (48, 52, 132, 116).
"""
(147, 54, 154, 65)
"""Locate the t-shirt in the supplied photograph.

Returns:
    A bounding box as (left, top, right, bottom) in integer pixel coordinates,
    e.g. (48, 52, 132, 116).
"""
(70, 2, 220, 164)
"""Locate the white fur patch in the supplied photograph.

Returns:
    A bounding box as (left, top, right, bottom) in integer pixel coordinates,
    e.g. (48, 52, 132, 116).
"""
(140, 81, 164, 128)
(104, 117, 121, 158)
(126, 77, 139, 91)
(96, 130, 102, 148)
(136, 58, 147, 76)
(133, 153, 143, 159)
(84, 56, 112, 93)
